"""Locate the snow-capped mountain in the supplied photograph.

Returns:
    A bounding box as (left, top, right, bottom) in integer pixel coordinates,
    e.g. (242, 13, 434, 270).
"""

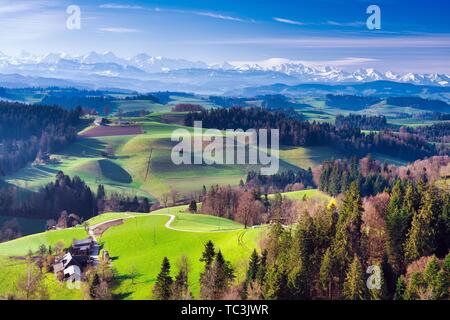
(0, 52, 448, 91)
(127, 53, 208, 73)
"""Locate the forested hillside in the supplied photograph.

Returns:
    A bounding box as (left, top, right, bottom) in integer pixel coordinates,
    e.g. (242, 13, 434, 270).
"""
(0, 102, 81, 174)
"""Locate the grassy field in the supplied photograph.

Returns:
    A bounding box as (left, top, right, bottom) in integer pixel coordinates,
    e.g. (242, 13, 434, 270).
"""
(111, 99, 169, 114)
(270, 189, 332, 202)
(279, 145, 342, 169)
(0, 207, 266, 300)
(0, 227, 87, 257)
(99, 206, 267, 299)
(0, 226, 88, 299)
(4, 118, 346, 202)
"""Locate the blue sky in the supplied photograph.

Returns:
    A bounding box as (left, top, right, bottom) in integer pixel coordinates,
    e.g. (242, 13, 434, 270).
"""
(0, 0, 449, 72)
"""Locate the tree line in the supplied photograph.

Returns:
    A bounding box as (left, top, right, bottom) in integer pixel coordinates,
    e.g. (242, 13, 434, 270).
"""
(335, 114, 388, 130)
(0, 172, 152, 228)
(184, 107, 446, 161)
(153, 181, 449, 300)
(0, 102, 81, 174)
(245, 168, 315, 193)
(317, 155, 450, 197)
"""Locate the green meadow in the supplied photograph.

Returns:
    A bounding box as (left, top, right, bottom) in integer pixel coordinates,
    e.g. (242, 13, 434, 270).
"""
(0, 206, 266, 300)
(98, 207, 266, 299)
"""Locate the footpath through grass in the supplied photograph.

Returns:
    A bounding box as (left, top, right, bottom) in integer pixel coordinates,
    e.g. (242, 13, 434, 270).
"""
(99, 206, 266, 299)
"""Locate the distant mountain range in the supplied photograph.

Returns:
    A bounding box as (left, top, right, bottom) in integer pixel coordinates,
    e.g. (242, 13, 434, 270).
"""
(0, 51, 449, 93)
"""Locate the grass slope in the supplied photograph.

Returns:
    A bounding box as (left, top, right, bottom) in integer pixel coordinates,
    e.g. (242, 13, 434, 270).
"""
(0, 207, 266, 300)
(0, 227, 88, 299)
(99, 206, 266, 299)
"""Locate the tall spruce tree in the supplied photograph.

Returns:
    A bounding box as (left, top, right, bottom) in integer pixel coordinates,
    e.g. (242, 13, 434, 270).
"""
(404, 184, 438, 263)
(153, 257, 173, 300)
(332, 181, 363, 279)
(256, 249, 268, 285)
(200, 240, 216, 266)
(386, 180, 407, 273)
(343, 255, 366, 300)
(319, 248, 334, 299)
(247, 249, 260, 283)
(264, 265, 289, 300)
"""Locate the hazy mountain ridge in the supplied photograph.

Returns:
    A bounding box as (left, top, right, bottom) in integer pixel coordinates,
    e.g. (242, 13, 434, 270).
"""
(0, 51, 449, 93)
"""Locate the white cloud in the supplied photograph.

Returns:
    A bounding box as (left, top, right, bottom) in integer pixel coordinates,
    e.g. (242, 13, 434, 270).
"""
(193, 11, 245, 22)
(273, 17, 305, 26)
(99, 3, 248, 23)
(325, 20, 365, 27)
(99, 3, 144, 10)
(98, 27, 142, 33)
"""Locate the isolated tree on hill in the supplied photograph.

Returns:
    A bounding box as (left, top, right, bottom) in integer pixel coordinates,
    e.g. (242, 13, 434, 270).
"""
(319, 248, 334, 299)
(153, 257, 173, 300)
(200, 240, 216, 267)
(343, 255, 366, 300)
(188, 200, 197, 213)
(404, 185, 438, 263)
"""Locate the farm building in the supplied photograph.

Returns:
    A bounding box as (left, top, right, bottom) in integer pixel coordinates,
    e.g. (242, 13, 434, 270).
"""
(53, 252, 90, 281)
(53, 237, 98, 282)
(72, 237, 95, 256)
(94, 117, 107, 126)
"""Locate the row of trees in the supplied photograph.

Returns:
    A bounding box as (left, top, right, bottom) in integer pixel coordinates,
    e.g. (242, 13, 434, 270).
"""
(246, 168, 315, 192)
(318, 155, 450, 197)
(0, 173, 152, 225)
(152, 241, 235, 300)
(335, 114, 388, 130)
(410, 122, 450, 143)
(184, 107, 446, 162)
(201, 185, 266, 228)
(319, 157, 390, 196)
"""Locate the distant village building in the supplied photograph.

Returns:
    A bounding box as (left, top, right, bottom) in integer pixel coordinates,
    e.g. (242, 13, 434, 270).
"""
(94, 117, 107, 126)
(114, 119, 130, 126)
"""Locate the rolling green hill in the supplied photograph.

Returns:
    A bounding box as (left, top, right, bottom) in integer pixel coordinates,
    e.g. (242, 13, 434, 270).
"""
(98, 207, 266, 299)
(0, 207, 266, 300)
